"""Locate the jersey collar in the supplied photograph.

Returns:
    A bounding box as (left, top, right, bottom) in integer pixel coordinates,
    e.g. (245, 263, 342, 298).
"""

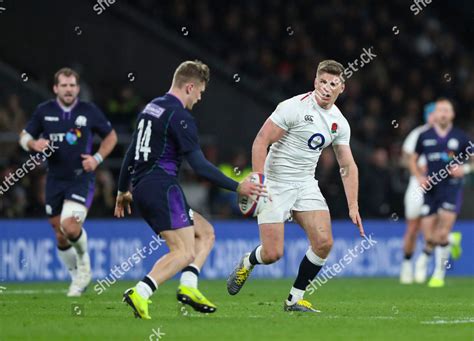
(165, 92, 185, 109)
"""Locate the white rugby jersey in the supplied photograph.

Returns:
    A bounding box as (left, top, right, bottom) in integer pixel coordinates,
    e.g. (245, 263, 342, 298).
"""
(265, 91, 350, 182)
(402, 124, 429, 188)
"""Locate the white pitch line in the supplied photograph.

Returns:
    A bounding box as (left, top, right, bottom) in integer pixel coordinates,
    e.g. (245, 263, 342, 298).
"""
(421, 318, 474, 325)
(0, 289, 66, 295)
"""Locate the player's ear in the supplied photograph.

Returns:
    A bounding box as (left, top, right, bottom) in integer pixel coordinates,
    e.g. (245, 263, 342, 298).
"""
(53, 84, 58, 95)
(339, 81, 345, 94)
(185, 83, 193, 95)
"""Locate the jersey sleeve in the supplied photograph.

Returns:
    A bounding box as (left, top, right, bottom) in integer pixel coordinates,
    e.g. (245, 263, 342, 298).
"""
(402, 128, 420, 154)
(269, 100, 294, 131)
(24, 107, 44, 138)
(169, 111, 201, 154)
(415, 133, 424, 155)
(332, 118, 351, 145)
(90, 104, 113, 138)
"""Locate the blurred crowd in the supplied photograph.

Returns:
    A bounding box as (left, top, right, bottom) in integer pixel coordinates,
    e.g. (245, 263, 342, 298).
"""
(1, 0, 473, 219)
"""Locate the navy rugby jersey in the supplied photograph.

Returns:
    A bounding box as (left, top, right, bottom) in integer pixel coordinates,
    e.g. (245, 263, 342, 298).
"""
(25, 99, 112, 179)
(122, 93, 200, 183)
(415, 126, 471, 186)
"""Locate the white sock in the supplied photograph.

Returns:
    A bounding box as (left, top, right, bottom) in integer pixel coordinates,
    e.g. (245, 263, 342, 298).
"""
(432, 244, 451, 280)
(448, 233, 455, 244)
(417, 251, 429, 265)
(69, 228, 88, 257)
(180, 264, 199, 289)
(136, 276, 158, 299)
(57, 246, 77, 278)
(287, 287, 305, 305)
(244, 245, 263, 269)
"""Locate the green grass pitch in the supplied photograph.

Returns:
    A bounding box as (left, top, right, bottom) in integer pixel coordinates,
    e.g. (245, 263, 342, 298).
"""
(0, 278, 473, 340)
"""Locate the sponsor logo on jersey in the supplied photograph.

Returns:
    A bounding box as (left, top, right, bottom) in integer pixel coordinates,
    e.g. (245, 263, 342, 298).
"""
(304, 115, 314, 123)
(75, 115, 87, 127)
(49, 133, 66, 142)
(143, 103, 165, 119)
(447, 138, 459, 150)
(66, 128, 82, 145)
(71, 194, 86, 203)
(423, 139, 437, 146)
(44, 116, 59, 122)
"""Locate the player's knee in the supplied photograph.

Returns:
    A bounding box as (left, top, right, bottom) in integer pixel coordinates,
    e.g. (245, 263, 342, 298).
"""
(314, 236, 333, 256)
(262, 247, 283, 263)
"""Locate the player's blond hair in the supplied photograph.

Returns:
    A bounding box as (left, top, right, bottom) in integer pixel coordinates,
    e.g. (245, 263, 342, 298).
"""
(54, 67, 80, 85)
(172, 60, 210, 88)
(317, 60, 345, 81)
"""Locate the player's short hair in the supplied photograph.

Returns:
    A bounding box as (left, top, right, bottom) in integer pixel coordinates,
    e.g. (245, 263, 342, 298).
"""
(317, 60, 345, 82)
(54, 67, 80, 85)
(172, 60, 210, 88)
(435, 97, 453, 105)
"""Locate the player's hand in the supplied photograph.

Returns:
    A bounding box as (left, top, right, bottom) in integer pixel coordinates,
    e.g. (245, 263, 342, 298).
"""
(449, 165, 464, 178)
(30, 138, 51, 152)
(81, 154, 99, 172)
(349, 207, 365, 237)
(114, 191, 133, 218)
(237, 173, 268, 197)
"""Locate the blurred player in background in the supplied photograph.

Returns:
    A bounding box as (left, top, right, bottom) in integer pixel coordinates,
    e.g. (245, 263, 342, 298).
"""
(399, 102, 435, 284)
(227, 60, 365, 312)
(115, 60, 265, 319)
(19, 68, 118, 296)
(410, 98, 471, 287)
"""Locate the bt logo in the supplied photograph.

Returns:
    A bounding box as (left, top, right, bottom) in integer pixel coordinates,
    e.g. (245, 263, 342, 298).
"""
(49, 128, 82, 145)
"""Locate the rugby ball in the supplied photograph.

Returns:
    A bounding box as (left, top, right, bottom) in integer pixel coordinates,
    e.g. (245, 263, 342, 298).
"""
(238, 173, 268, 217)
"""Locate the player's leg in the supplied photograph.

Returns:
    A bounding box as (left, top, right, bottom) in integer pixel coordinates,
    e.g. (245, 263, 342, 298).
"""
(428, 209, 457, 287)
(400, 218, 421, 284)
(400, 185, 424, 284)
(414, 191, 438, 283)
(227, 180, 295, 295)
(45, 176, 80, 295)
(60, 175, 96, 294)
(227, 222, 285, 295)
(60, 200, 91, 295)
(414, 214, 437, 283)
(177, 211, 217, 313)
(123, 226, 195, 319)
(284, 209, 332, 312)
(180, 211, 215, 289)
(49, 215, 78, 283)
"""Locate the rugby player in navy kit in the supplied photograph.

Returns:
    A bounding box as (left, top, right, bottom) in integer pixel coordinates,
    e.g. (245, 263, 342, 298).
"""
(19, 68, 118, 296)
(410, 98, 473, 287)
(115, 60, 266, 319)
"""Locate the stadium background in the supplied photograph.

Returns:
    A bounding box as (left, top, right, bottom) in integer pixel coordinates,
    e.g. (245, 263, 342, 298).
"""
(0, 0, 473, 281)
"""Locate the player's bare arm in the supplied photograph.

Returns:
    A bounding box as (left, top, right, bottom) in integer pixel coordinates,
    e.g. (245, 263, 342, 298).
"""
(81, 129, 118, 172)
(408, 152, 427, 185)
(252, 117, 286, 173)
(333, 144, 364, 236)
(19, 130, 51, 152)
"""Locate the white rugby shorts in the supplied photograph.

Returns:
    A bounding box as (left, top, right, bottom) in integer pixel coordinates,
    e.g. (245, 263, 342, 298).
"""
(257, 178, 329, 224)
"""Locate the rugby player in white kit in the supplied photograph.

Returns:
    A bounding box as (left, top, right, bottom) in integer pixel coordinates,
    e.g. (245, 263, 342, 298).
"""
(227, 60, 365, 312)
(399, 102, 434, 284)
